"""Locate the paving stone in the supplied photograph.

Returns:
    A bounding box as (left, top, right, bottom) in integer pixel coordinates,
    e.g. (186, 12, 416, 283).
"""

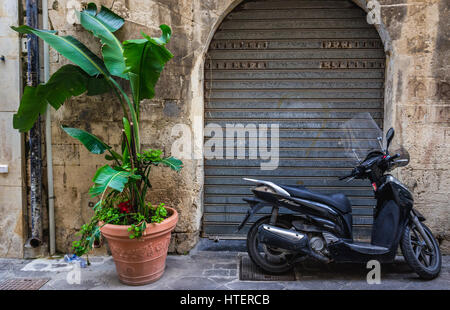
(31, 264, 49, 270)
(210, 277, 237, 285)
(167, 277, 223, 290)
(214, 263, 237, 270)
(203, 269, 231, 277)
(226, 281, 286, 290)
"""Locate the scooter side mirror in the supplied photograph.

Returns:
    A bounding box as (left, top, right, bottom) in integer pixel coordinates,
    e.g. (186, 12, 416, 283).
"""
(386, 128, 394, 151)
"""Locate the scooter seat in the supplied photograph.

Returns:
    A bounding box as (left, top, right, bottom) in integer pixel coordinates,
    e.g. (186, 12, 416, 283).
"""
(279, 185, 352, 214)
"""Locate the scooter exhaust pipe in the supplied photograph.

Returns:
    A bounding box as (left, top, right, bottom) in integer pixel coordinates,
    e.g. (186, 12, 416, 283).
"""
(257, 224, 308, 252)
(257, 224, 330, 263)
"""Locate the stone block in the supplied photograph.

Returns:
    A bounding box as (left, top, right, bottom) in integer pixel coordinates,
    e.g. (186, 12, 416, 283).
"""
(0, 113, 23, 187)
(169, 232, 199, 254)
(0, 186, 24, 258)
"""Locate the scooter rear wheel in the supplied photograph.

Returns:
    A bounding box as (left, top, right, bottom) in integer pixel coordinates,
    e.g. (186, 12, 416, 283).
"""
(400, 222, 441, 280)
(246, 216, 296, 274)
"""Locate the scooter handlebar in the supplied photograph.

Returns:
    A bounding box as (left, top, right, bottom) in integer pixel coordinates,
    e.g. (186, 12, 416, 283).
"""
(339, 167, 360, 180)
(390, 153, 401, 160)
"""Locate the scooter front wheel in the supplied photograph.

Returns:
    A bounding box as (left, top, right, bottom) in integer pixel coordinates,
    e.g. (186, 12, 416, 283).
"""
(246, 216, 296, 274)
(400, 222, 441, 280)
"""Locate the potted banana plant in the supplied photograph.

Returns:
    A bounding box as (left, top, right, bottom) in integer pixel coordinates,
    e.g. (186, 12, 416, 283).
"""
(11, 3, 182, 285)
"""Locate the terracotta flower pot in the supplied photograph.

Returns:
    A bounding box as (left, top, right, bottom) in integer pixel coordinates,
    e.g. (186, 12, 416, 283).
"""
(100, 207, 178, 285)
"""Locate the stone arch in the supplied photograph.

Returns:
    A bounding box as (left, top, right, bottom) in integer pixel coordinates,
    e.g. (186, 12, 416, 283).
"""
(191, 0, 394, 238)
(194, 0, 394, 138)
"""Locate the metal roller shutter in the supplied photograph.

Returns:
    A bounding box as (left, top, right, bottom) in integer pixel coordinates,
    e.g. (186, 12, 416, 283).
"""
(203, 0, 385, 241)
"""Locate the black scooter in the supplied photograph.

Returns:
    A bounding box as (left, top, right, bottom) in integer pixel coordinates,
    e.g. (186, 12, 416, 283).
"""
(238, 127, 441, 279)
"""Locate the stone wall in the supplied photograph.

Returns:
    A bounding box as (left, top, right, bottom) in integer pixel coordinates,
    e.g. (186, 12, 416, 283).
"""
(9, 0, 448, 256)
(382, 0, 450, 253)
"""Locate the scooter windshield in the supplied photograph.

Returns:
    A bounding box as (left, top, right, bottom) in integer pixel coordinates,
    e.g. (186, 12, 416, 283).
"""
(339, 112, 384, 165)
(389, 145, 410, 168)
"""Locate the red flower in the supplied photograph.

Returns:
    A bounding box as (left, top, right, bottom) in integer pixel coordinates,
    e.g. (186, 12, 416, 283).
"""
(118, 200, 132, 214)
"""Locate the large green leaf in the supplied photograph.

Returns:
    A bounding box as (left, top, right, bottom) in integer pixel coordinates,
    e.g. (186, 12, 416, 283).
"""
(86, 75, 111, 96)
(61, 126, 110, 154)
(122, 25, 173, 105)
(79, 3, 127, 79)
(13, 65, 110, 132)
(13, 87, 48, 133)
(11, 25, 110, 77)
(82, 3, 124, 32)
(161, 156, 183, 172)
(89, 165, 135, 197)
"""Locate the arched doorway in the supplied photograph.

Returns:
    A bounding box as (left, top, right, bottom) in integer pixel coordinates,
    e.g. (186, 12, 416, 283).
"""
(202, 0, 385, 241)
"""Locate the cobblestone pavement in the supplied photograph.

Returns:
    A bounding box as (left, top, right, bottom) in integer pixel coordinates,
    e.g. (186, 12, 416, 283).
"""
(0, 250, 448, 290)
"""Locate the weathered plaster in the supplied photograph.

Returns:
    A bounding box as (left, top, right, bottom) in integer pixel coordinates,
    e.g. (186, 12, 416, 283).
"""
(0, 0, 25, 258)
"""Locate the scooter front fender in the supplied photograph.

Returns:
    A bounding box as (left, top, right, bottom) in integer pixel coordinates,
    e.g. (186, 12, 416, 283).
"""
(236, 198, 269, 232)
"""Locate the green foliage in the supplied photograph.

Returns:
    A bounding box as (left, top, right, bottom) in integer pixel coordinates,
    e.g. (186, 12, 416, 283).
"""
(127, 214, 146, 239)
(149, 203, 168, 223)
(11, 2, 183, 258)
(139, 150, 183, 171)
(89, 165, 140, 198)
(11, 25, 110, 77)
(161, 157, 184, 172)
(122, 25, 173, 106)
(79, 3, 127, 79)
(61, 126, 111, 155)
(71, 198, 170, 256)
(140, 149, 163, 162)
(72, 195, 134, 256)
(14, 65, 109, 132)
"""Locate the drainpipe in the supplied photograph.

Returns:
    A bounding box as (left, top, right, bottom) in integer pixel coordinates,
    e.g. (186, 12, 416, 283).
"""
(26, 0, 43, 248)
(42, 0, 55, 255)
